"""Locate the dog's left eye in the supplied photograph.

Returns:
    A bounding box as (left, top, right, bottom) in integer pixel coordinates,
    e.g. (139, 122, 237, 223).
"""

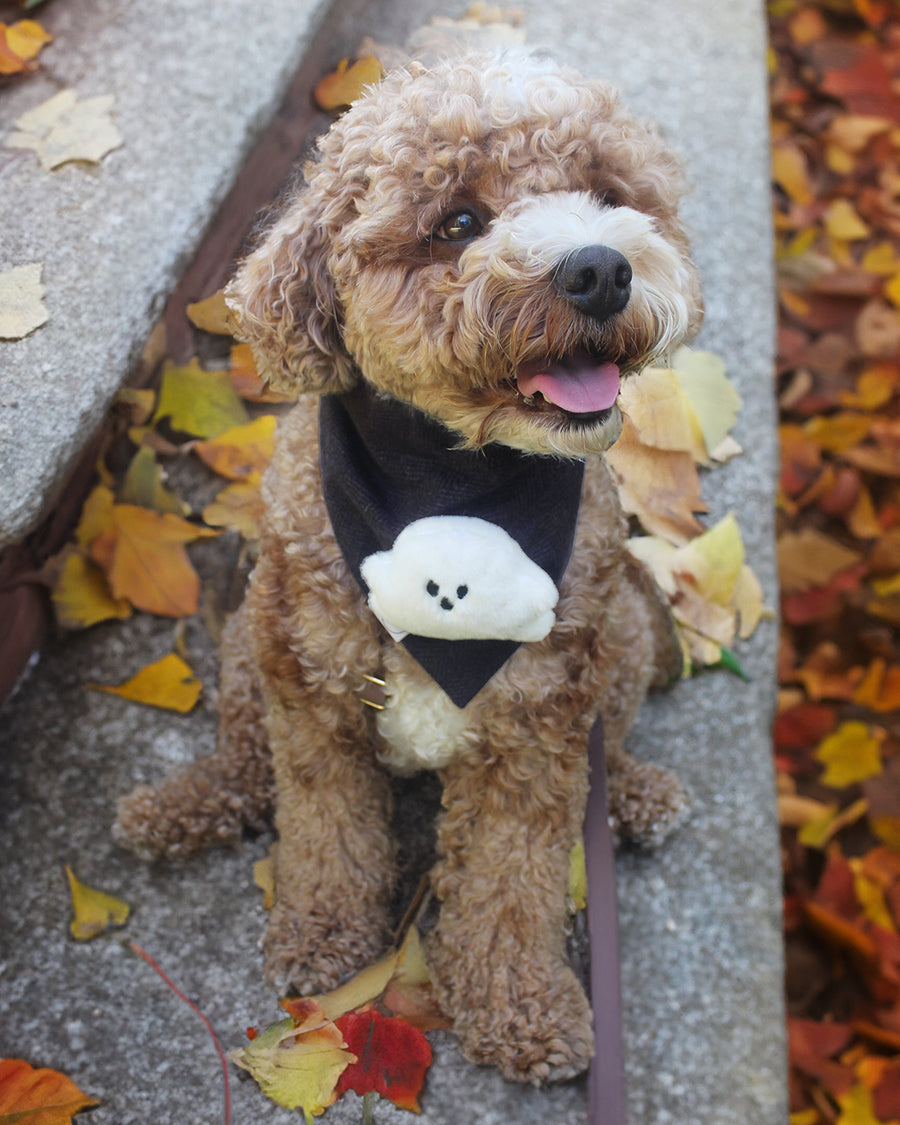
(434, 210, 484, 242)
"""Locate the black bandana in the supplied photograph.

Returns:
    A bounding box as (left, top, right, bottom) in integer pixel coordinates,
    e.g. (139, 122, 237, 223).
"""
(319, 384, 585, 707)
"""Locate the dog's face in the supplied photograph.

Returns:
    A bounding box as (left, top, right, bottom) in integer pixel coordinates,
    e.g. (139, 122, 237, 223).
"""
(232, 54, 703, 457)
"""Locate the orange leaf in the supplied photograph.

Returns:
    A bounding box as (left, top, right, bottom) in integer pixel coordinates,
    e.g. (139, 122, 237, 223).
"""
(193, 415, 276, 481)
(87, 652, 202, 713)
(91, 504, 218, 617)
(334, 1009, 432, 1112)
(314, 55, 384, 111)
(0, 1058, 98, 1122)
(229, 343, 293, 403)
(0, 21, 51, 75)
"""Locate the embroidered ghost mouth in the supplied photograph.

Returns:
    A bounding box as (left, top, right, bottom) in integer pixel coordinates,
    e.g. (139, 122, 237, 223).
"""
(514, 348, 622, 419)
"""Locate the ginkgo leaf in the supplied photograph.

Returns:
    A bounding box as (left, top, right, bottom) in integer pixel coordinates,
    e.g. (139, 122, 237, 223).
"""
(674, 512, 745, 606)
(119, 447, 190, 516)
(670, 346, 743, 460)
(816, 722, 884, 789)
(0, 262, 48, 339)
(192, 415, 276, 481)
(153, 359, 248, 438)
(186, 289, 237, 335)
(253, 854, 275, 910)
(231, 1005, 354, 1116)
(314, 55, 384, 111)
(5, 89, 123, 171)
(87, 652, 202, 713)
(65, 866, 130, 941)
(51, 550, 132, 629)
(90, 504, 219, 617)
(202, 481, 265, 540)
(0, 1058, 99, 1122)
(334, 1009, 432, 1112)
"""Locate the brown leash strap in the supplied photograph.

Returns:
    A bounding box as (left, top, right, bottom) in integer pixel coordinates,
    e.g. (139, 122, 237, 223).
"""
(585, 714, 627, 1125)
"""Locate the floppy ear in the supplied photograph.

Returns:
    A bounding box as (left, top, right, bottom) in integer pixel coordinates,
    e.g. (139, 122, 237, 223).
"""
(227, 182, 356, 395)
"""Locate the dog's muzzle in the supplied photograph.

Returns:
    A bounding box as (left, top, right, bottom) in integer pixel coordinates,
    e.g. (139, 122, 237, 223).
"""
(553, 245, 632, 321)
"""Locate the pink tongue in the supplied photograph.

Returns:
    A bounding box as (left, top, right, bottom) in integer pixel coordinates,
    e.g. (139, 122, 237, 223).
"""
(517, 356, 621, 414)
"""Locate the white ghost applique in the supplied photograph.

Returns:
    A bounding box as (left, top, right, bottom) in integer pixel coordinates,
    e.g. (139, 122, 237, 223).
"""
(360, 516, 558, 643)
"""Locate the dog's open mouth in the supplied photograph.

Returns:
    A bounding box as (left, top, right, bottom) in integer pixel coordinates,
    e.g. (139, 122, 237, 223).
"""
(515, 348, 621, 419)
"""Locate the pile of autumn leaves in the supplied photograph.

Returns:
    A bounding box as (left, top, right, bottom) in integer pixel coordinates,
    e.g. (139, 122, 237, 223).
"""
(770, 2, 900, 1123)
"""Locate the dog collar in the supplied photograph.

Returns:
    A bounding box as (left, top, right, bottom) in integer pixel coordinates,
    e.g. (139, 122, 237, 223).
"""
(319, 384, 585, 707)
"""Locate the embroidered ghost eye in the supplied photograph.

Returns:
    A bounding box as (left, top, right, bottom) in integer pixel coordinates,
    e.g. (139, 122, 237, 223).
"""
(426, 579, 439, 596)
(434, 209, 484, 242)
(457, 585, 469, 599)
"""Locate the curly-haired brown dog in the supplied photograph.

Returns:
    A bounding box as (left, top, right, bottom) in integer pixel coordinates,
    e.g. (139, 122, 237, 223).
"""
(115, 53, 704, 1084)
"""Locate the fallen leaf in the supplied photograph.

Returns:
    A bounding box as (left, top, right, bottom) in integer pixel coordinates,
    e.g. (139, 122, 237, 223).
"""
(835, 1082, 884, 1125)
(90, 504, 218, 617)
(229, 343, 294, 403)
(193, 415, 276, 481)
(314, 55, 384, 111)
(825, 198, 871, 241)
(777, 528, 863, 593)
(202, 481, 265, 540)
(334, 1009, 432, 1112)
(5, 89, 123, 171)
(87, 652, 202, 713)
(300, 949, 400, 1023)
(0, 262, 48, 339)
(153, 359, 248, 438)
(65, 866, 130, 941)
(186, 289, 237, 336)
(0, 19, 51, 75)
(817, 721, 883, 789)
(382, 927, 451, 1032)
(119, 447, 190, 516)
(51, 550, 132, 629)
(772, 141, 814, 205)
(568, 840, 587, 911)
(853, 659, 900, 713)
(253, 854, 275, 910)
(0, 1058, 98, 1122)
(231, 1006, 354, 1116)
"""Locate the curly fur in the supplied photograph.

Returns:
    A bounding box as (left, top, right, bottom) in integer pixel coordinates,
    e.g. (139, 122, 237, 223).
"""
(115, 52, 702, 1085)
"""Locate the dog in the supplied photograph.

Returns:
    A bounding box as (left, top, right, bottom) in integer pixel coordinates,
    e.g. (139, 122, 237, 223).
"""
(115, 52, 703, 1084)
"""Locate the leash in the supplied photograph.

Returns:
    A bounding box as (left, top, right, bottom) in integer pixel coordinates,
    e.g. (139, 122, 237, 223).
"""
(584, 714, 628, 1125)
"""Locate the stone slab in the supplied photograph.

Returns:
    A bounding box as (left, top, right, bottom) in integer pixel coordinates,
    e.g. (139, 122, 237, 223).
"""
(0, 0, 786, 1121)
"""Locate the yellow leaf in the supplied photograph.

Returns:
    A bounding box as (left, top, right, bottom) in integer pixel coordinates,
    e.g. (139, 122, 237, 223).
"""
(797, 803, 841, 848)
(253, 854, 275, 910)
(861, 241, 900, 276)
(618, 366, 703, 458)
(381, 926, 451, 1030)
(852, 866, 896, 932)
(202, 480, 265, 540)
(0, 262, 48, 340)
(51, 551, 132, 629)
(824, 199, 871, 241)
(735, 565, 765, 639)
(6, 19, 52, 60)
(771, 142, 814, 205)
(115, 386, 156, 424)
(313, 55, 384, 111)
(87, 653, 202, 713)
(816, 722, 883, 789)
(836, 1082, 883, 1125)
(91, 504, 219, 617)
(65, 866, 130, 941)
(231, 1007, 354, 1115)
(186, 289, 237, 335)
(884, 273, 900, 310)
(675, 513, 745, 606)
(568, 840, 587, 911)
(311, 947, 399, 1022)
(804, 412, 872, 453)
(119, 447, 190, 515)
(790, 1111, 820, 1125)
(671, 346, 742, 461)
(5, 89, 122, 171)
(153, 359, 248, 438)
(193, 414, 276, 481)
(74, 483, 116, 546)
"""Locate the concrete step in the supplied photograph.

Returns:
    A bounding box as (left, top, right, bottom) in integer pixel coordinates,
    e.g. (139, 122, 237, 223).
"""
(0, 0, 786, 1121)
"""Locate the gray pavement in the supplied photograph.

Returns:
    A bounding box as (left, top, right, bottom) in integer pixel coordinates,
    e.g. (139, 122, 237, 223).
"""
(0, 0, 786, 1122)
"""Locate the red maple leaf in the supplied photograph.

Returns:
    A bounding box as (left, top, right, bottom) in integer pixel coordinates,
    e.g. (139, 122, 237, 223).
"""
(334, 1009, 432, 1112)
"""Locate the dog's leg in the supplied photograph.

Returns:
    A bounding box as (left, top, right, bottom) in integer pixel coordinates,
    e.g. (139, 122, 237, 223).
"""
(261, 689, 396, 995)
(428, 711, 594, 1085)
(113, 606, 274, 861)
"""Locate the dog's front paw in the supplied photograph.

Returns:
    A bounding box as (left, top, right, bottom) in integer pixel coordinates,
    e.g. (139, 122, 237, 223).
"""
(263, 902, 388, 996)
(430, 942, 593, 1084)
(607, 757, 691, 849)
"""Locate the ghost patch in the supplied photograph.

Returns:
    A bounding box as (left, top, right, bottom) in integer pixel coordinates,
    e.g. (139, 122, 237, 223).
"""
(360, 516, 559, 644)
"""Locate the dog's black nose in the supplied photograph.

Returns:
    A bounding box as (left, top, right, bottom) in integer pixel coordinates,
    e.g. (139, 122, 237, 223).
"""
(553, 245, 632, 321)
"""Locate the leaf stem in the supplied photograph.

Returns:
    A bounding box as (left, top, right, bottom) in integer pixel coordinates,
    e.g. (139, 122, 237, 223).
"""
(130, 940, 232, 1125)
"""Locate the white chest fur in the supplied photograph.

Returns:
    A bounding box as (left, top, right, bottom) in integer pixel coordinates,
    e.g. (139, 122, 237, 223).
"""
(374, 673, 477, 774)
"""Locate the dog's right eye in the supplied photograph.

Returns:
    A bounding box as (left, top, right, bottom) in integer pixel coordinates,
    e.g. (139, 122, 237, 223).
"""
(434, 210, 484, 242)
